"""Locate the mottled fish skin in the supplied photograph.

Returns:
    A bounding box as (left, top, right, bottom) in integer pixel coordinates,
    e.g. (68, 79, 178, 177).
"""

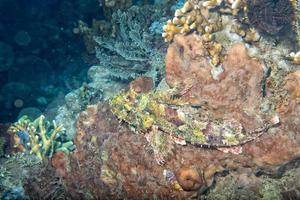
(159, 119, 278, 148)
(110, 89, 280, 150)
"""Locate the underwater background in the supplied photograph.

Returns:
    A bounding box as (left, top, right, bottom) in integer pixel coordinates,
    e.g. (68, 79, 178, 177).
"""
(0, 0, 300, 199)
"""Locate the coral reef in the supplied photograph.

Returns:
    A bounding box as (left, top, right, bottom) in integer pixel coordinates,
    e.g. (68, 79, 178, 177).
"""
(1, 186, 28, 200)
(162, 0, 224, 65)
(162, 0, 297, 66)
(166, 34, 263, 116)
(24, 55, 300, 199)
(8, 115, 75, 160)
(58, 4, 171, 138)
(287, 50, 300, 64)
(98, 0, 176, 19)
(3, 1, 299, 199)
(54, 79, 105, 138)
(99, 0, 133, 19)
(75, 19, 111, 54)
(54, 62, 129, 138)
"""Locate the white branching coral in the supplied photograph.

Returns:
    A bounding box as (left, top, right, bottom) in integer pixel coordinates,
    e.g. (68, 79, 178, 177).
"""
(9, 115, 75, 160)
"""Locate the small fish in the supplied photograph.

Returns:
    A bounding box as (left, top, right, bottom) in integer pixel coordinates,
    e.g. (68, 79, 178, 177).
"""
(16, 130, 30, 149)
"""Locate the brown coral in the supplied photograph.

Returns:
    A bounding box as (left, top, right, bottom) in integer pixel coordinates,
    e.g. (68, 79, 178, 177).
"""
(39, 87, 299, 199)
(23, 36, 300, 199)
(129, 76, 154, 93)
(166, 34, 267, 132)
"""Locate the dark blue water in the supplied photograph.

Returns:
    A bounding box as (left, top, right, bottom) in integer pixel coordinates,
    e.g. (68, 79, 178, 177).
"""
(0, 0, 102, 123)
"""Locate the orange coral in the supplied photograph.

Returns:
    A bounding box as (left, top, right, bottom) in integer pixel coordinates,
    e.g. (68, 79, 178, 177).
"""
(176, 167, 206, 191)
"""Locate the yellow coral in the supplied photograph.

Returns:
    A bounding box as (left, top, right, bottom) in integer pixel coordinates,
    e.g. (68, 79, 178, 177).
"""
(202, 0, 223, 8)
(287, 51, 300, 64)
(162, 0, 262, 66)
(290, 0, 297, 7)
(162, 0, 225, 65)
(9, 115, 64, 160)
(244, 28, 261, 43)
(162, 1, 209, 42)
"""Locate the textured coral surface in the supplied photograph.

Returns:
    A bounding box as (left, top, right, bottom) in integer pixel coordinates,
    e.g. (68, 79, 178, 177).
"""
(166, 34, 267, 132)
(25, 36, 300, 199)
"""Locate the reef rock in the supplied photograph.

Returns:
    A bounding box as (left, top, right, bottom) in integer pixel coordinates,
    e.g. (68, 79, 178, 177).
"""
(25, 35, 300, 199)
(166, 34, 268, 132)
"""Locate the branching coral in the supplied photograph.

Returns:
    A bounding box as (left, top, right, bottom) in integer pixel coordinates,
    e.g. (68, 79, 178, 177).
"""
(94, 5, 166, 83)
(162, 0, 297, 66)
(8, 115, 75, 160)
(162, 0, 225, 65)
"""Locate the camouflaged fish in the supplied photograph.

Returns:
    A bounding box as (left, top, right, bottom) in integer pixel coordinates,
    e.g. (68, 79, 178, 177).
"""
(109, 88, 280, 164)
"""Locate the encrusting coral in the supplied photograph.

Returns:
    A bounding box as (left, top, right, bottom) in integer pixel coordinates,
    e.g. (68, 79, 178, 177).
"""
(8, 115, 75, 160)
(38, 66, 300, 198)
(12, 1, 300, 199)
(21, 35, 300, 199)
(162, 0, 298, 66)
